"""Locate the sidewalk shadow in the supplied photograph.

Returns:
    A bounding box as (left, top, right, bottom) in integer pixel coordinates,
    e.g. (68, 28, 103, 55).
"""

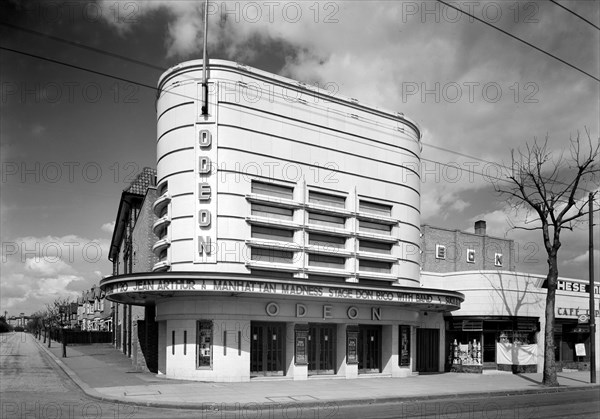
(557, 373, 591, 385)
(514, 374, 542, 385)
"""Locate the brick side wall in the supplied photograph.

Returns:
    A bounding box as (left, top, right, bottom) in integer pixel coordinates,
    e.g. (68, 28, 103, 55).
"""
(132, 188, 158, 273)
(129, 188, 159, 372)
(421, 225, 514, 273)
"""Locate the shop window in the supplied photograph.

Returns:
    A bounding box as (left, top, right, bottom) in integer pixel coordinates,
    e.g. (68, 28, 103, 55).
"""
(494, 253, 503, 267)
(359, 259, 392, 274)
(435, 244, 446, 259)
(467, 249, 475, 263)
(251, 248, 294, 264)
(359, 200, 392, 217)
(309, 191, 346, 208)
(358, 220, 392, 235)
(308, 254, 345, 269)
(308, 212, 345, 227)
(251, 226, 294, 242)
(251, 204, 293, 221)
(251, 181, 293, 199)
(308, 233, 346, 249)
(359, 240, 392, 254)
(197, 321, 213, 368)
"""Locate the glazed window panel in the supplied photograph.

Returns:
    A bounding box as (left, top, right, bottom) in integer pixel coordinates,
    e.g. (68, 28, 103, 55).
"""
(251, 248, 294, 264)
(308, 254, 345, 268)
(251, 204, 293, 220)
(308, 191, 346, 208)
(359, 240, 392, 254)
(359, 259, 392, 273)
(308, 212, 345, 227)
(197, 321, 213, 368)
(251, 226, 294, 242)
(359, 200, 392, 216)
(358, 220, 392, 235)
(251, 181, 294, 199)
(308, 233, 346, 249)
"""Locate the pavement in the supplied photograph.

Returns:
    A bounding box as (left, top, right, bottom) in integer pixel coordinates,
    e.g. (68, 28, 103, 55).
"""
(34, 334, 600, 411)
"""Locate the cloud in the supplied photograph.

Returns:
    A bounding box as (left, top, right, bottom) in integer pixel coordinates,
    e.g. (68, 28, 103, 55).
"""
(24, 258, 75, 276)
(31, 124, 46, 136)
(101, 221, 115, 233)
(1, 235, 111, 315)
(563, 249, 600, 266)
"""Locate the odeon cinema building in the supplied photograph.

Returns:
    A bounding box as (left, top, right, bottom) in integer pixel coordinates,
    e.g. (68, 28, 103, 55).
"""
(100, 60, 464, 382)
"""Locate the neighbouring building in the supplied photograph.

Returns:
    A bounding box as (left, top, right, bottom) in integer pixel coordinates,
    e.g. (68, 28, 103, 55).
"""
(100, 60, 464, 382)
(6, 313, 30, 329)
(77, 286, 113, 331)
(107, 167, 159, 372)
(421, 221, 599, 373)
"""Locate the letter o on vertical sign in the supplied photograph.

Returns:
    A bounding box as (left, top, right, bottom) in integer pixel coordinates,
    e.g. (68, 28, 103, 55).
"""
(347, 306, 359, 320)
(266, 302, 280, 317)
(199, 130, 212, 148)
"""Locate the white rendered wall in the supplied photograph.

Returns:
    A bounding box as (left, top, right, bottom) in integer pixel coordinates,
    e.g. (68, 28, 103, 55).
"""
(156, 60, 422, 285)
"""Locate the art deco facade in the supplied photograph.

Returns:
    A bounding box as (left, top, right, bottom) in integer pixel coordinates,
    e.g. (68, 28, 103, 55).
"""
(101, 60, 464, 381)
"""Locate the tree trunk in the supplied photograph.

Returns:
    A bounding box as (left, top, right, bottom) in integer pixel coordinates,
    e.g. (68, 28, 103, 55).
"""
(542, 254, 560, 386)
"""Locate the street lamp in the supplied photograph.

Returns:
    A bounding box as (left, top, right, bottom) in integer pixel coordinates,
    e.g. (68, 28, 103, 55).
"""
(60, 320, 67, 358)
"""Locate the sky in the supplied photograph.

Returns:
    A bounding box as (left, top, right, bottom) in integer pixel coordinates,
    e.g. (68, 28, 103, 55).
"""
(1, 0, 599, 316)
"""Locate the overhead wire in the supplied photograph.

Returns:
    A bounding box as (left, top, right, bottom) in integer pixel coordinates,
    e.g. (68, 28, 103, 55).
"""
(549, 0, 600, 31)
(1, 17, 598, 194)
(435, 0, 600, 83)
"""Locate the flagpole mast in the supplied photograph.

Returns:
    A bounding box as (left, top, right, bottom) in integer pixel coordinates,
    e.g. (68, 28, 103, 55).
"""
(590, 192, 596, 384)
(201, 0, 209, 115)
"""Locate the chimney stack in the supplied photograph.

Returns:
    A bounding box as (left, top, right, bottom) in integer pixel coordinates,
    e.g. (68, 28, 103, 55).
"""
(475, 220, 486, 236)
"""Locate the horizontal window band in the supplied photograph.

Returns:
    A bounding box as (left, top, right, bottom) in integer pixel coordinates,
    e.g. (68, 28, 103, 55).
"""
(217, 146, 421, 197)
(218, 123, 421, 180)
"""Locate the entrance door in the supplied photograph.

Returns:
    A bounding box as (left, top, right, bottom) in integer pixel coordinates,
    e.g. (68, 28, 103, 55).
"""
(483, 332, 496, 363)
(358, 325, 381, 373)
(308, 324, 336, 375)
(416, 328, 439, 373)
(250, 322, 285, 376)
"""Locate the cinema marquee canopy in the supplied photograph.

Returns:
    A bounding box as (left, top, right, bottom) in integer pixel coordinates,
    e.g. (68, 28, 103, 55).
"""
(100, 272, 464, 311)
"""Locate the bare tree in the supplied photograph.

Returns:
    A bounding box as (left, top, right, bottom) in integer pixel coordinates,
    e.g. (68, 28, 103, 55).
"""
(494, 129, 599, 386)
(45, 296, 72, 329)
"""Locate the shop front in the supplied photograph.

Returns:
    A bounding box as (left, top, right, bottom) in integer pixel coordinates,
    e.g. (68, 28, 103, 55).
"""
(555, 305, 598, 371)
(423, 270, 599, 375)
(445, 316, 539, 373)
(100, 272, 464, 382)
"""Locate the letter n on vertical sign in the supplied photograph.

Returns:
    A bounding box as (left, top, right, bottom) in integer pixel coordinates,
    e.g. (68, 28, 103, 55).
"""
(195, 123, 217, 263)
